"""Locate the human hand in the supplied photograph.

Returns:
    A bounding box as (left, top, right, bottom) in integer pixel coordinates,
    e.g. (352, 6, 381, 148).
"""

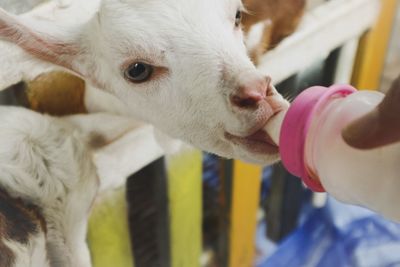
(342, 75, 400, 149)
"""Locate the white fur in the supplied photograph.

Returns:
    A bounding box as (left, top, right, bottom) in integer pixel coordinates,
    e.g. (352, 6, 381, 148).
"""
(3, 232, 49, 267)
(0, 106, 136, 267)
(0, 0, 289, 165)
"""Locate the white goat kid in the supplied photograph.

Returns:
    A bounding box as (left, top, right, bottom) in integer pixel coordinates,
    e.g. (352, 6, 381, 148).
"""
(0, 0, 289, 165)
(0, 106, 136, 267)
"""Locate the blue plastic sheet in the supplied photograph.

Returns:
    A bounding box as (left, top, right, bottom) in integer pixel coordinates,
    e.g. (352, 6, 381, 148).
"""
(259, 197, 400, 267)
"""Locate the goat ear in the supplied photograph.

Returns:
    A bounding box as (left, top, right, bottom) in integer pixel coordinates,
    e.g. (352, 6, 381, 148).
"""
(0, 8, 82, 74)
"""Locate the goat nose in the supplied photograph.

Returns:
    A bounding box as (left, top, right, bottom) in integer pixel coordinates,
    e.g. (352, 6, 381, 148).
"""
(231, 76, 271, 109)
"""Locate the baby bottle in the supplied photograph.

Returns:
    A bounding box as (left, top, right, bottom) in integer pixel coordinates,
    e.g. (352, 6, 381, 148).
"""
(277, 85, 400, 222)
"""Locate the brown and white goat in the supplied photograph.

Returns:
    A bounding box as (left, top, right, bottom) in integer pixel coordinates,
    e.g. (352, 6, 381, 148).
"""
(0, 107, 135, 267)
(242, 0, 306, 63)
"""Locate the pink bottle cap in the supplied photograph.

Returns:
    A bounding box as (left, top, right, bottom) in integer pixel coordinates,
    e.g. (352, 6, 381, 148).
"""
(279, 85, 357, 192)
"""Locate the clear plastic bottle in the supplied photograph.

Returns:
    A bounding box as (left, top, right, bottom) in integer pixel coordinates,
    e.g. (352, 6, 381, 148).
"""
(277, 85, 400, 222)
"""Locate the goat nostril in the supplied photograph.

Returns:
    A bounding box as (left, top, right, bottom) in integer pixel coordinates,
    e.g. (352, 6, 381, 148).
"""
(231, 93, 263, 109)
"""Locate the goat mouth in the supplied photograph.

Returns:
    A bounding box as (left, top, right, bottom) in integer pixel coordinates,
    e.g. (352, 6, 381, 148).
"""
(225, 129, 278, 155)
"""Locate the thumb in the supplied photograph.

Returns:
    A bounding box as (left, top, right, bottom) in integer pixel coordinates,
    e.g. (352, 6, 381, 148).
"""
(342, 109, 385, 149)
(342, 76, 400, 149)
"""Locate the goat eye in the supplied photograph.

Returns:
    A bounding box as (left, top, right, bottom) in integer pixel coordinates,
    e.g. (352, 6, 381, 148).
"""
(235, 10, 242, 27)
(124, 62, 153, 83)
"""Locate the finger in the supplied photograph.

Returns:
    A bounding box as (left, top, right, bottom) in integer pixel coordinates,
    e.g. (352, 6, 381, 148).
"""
(342, 108, 400, 149)
(342, 75, 400, 149)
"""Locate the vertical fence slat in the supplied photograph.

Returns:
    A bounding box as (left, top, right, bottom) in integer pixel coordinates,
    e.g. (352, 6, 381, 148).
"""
(127, 158, 171, 267)
(168, 150, 203, 267)
(88, 188, 135, 267)
(229, 161, 262, 267)
(352, 0, 398, 89)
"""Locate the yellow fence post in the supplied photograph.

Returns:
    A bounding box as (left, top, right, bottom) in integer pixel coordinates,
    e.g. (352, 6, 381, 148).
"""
(352, 0, 398, 89)
(229, 161, 262, 267)
(88, 188, 135, 267)
(167, 150, 203, 267)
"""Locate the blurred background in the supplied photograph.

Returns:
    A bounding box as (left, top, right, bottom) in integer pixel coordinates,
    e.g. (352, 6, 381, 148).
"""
(1, 0, 400, 266)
